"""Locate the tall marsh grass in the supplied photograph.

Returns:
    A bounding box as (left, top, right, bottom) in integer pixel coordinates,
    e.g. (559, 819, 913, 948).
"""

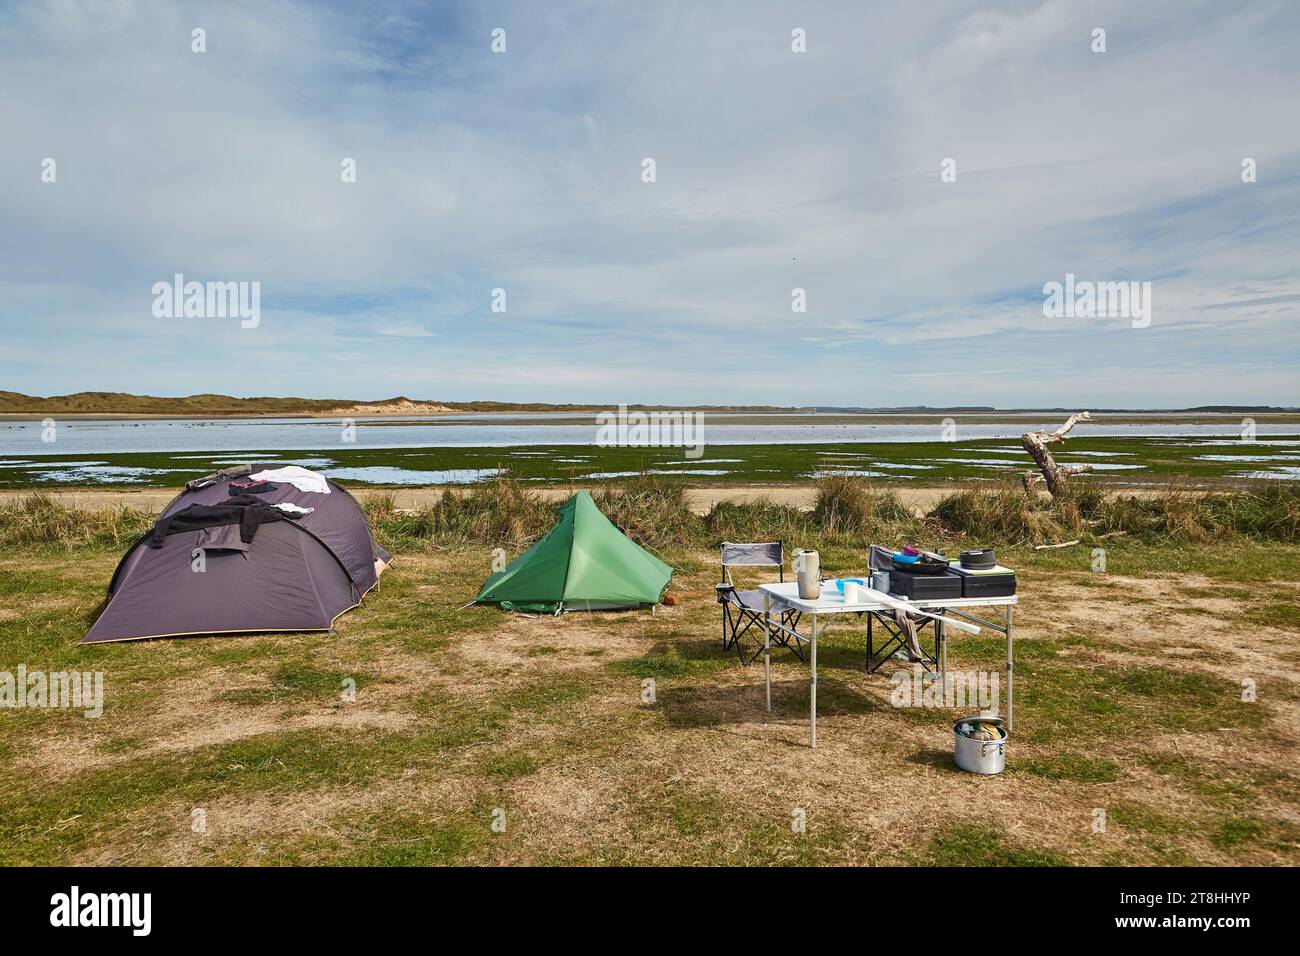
(930, 481, 1300, 545)
(928, 482, 1075, 545)
(592, 476, 697, 552)
(0, 493, 153, 551)
(1199, 483, 1300, 540)
(702, 499, 814, 546)
(367, 475, 699, 553)
(4, 479, 1298, 558)
(811, 475, 916, 537)
(1094, 483, 1300, 543)
(367, 479, 556, 551)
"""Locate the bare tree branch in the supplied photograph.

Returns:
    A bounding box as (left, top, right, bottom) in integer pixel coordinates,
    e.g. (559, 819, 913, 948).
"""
(1032, 411, 1092, 445)
(1020, 412, 1094, 496)
(1034, 539, 1081, 550)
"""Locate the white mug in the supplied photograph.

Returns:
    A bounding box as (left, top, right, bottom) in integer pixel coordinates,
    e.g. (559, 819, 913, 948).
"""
(843, 581, 861, 603)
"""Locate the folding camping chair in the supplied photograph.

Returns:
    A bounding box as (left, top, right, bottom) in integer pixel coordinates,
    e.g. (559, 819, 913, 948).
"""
(863, 544, 938, 671)
(716, 542, 803, 665)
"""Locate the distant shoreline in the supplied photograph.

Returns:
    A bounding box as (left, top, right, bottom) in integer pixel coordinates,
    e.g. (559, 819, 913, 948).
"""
(3, 411, 1300, 426)
(2, 391, 1296, 422)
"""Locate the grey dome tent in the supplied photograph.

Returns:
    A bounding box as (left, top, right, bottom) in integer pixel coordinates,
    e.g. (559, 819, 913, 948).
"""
(82, 464, 389, 644)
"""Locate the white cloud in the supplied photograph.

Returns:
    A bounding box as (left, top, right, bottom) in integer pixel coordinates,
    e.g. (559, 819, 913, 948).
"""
(0, 0, 1297, 406)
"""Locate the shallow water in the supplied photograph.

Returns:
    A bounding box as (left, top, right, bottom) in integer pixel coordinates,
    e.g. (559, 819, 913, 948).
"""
(325, 467, 503, 485)
(4, 415, 1299, 457)
(3, 414, 1299, 485)
(1235, 466, 1300, 480)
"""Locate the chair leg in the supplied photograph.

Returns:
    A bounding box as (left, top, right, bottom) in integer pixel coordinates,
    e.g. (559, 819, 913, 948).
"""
(737, 610, 768, 665)
(743, 608, 774, 666)
(737, 625, 755, 664)
(721, 601, 806, 668)
(723, 604, 746, 652)
(733, 608, 753, 663)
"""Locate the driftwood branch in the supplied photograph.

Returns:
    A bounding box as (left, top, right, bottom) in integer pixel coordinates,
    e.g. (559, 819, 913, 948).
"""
(1039, 411, 1091, 444)
(1020, 411, 1094, 497)
(1034, 539, 1081, 550)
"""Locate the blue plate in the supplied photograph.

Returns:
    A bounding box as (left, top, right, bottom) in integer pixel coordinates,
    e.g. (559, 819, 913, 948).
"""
(833, 578, 866, 593)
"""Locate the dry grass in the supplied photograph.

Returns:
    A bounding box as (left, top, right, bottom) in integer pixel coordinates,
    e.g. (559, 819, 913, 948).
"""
(929, 482, 1075, 545)
(1, 532, 1298, 866)
(592, 476, 699, 551)
(931, 480, 1300, 546)
(811, 475, 916, 537)
(0, 492, 153, 551)
(365, 478, 557, 551)
(7, 479, 1298, 557)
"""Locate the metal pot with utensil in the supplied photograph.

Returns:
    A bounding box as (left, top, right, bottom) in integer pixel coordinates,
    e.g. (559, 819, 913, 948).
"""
(953, 715, 1007, 774)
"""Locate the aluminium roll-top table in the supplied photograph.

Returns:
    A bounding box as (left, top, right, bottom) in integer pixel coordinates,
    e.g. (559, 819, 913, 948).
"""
(757, 581, 1018, 748)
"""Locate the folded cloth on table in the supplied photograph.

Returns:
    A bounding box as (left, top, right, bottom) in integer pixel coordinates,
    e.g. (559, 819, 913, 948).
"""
(248, 465, 331, 495)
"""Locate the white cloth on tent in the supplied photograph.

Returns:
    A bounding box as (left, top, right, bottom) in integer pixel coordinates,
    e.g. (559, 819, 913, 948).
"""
(249, 466, 331, 495)
(272, 502, 315, 515)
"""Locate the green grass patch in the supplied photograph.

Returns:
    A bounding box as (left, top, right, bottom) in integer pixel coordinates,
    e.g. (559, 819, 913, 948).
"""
(1108, 800, 1184, 836)
(1019, 752, 1124, 783)
(605, 640, 735, 680)
(1243, 602, 1300, 630)
(1011, 655, 1267, 745)
(479, 751, 540, 781)
(1211, 817, 1267, 850)
(218, 662, 362, 706)
(922, 822, 1070, 866)
(499, 673, 594, 713)
(622, 781, 865, 865)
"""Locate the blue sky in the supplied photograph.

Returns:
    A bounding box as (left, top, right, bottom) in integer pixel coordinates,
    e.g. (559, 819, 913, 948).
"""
(1, 0, 1297, 406)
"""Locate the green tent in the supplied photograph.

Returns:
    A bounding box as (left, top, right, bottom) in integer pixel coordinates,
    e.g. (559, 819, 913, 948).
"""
(475, 491, 673, 614)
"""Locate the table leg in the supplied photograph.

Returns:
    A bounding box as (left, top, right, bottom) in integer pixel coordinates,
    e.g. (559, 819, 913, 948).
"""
(810, 612, 818, 749)
(763, 593, 772, 713)
(1006, 605, 1014, 733)
(938, 617, 946, 678)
